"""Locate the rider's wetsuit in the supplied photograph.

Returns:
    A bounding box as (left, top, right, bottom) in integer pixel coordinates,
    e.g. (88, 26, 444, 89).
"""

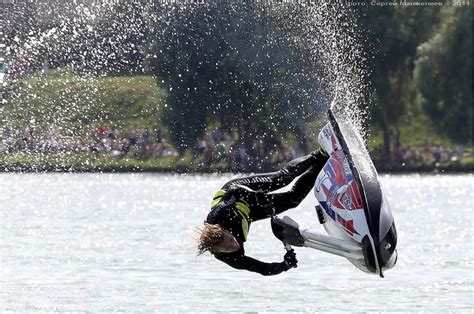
(205, 150, 328, 275)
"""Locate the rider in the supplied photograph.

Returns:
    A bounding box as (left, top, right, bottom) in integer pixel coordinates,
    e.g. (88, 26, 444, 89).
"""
(197, 148, 328, 275)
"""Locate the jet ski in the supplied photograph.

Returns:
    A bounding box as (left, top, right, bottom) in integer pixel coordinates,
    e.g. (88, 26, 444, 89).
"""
(271, 107, 397, 277)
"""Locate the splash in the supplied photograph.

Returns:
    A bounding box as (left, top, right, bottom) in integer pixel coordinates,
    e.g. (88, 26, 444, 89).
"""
(275, 4, 370, 137)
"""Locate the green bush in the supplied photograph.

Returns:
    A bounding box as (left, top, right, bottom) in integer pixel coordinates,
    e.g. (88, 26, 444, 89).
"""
(2, 69, 167, 137)
(367, 113, 455, 152)
(0, 152, 180, 172)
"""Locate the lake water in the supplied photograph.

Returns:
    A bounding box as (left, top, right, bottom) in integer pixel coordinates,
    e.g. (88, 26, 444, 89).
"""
(1, 173, 473, 312)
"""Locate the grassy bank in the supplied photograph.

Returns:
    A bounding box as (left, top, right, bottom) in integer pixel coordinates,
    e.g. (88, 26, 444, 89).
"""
(2, 69, 167, 137)
(0, 153, 181, 172)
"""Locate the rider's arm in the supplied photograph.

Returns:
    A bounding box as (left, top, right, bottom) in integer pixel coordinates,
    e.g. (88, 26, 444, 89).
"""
(215, 253, 290, 276)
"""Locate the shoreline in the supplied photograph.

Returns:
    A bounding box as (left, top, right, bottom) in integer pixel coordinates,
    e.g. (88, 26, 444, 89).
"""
(0, 163, 472, 174)
(1, 151, 472, 174)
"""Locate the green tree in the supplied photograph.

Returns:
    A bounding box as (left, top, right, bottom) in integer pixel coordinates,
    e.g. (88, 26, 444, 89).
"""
(356, 7, 440, 159)
(3, 70, 165, 135)
(414, 7, 472, 145)
(147, 4, 323, 154)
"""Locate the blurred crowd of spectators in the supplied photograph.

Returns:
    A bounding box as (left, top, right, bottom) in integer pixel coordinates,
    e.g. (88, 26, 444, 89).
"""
(1, 56, 35, 81)
(0, 125, 178, 160)
(194, 127, 307, 172)
(0, 124, 309, 171)
(0, 124, 470, 171)
(87, 125, 177, 159)
(371, 141, 468, 168)
(199, 127, 470, 171)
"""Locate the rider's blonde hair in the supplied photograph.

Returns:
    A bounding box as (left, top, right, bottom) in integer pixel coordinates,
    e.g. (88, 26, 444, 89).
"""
(197, 223, 226, 255)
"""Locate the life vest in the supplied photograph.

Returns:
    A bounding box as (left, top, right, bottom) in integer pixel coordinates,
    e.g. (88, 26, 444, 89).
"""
(211, 189, 251, 240)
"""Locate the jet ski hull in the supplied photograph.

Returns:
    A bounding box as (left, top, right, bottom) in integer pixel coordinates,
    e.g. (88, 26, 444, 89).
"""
(314, 109, 397, 277)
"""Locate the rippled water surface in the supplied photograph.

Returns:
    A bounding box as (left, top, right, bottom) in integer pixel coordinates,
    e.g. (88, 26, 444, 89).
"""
(1, 173, 473, 312)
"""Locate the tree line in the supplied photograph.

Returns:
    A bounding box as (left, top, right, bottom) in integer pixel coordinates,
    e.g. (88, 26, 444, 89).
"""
(3, 2, 472, 159)
(356, 5, 472, 158)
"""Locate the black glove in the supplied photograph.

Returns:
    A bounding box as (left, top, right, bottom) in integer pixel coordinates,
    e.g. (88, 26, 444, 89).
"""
(284, 249, 298, 269)
(263, 203, 275, 217)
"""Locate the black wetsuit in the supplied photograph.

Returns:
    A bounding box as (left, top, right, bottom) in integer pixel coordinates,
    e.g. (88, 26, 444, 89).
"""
(206, 151, 328, 276)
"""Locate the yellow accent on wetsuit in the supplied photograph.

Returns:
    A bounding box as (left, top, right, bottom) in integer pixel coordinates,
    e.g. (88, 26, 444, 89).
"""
(211, 190, 225, 208)
(211, 189, 251, 240)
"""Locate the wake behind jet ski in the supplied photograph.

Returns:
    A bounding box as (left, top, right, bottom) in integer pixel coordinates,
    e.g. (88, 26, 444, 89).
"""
(271, 108, 398, 277)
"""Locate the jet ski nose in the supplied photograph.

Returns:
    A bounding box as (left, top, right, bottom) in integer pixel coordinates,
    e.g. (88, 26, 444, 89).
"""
(384, 249, 398, 270)
(378, 222, 398, 272)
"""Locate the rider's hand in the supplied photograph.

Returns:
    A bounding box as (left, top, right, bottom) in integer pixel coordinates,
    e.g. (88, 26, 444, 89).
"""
(284, 250, 298, 269)
(263, 203, 275, 217)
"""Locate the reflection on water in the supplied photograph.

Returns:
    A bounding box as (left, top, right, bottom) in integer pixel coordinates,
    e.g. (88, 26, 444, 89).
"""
(1, 173, 473, 311)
